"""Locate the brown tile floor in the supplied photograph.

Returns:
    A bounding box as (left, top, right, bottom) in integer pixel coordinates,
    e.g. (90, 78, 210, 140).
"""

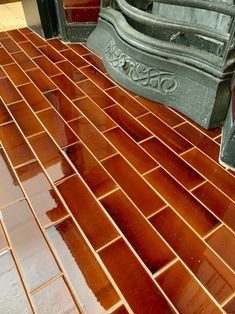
(0, 27, 235, 314)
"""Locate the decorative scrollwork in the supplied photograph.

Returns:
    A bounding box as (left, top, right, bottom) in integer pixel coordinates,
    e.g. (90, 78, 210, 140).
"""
(105, 39, 178, 95)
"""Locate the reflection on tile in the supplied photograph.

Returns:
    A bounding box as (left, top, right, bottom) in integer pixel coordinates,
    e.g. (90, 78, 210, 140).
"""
(64, 142, 116, 198)
(101, 189, 175, 273)
(11, 51, 36, 71)
(83, 53, 106, 73)
(102, 154, 165, 217)
(0, 47, 14, 65)
(46, 218, 120, 312)
(56, 61, 86, 83)
(223, 296, 235, 314)
(2, 200, 60, 291)
(18, 41, 42, 58)
(156, 261, 221, 313)
(150, 207, 235, 304)
(57, 175, 119, 250)
(0, 252, 32, 313)
(0, 77, 22, 104)
(61, 49, 88, 68)
(28, 132, 74, 182)
(32, 277, 79, 313)
(26, 68, 56, 93)
(145, 168, 219, 236)
(3, 63, 30, 86)
(39, 45, 64, 63)
(33, 55, 61, 77)
(80, 65, 114, 89)
(0, 98, 12, 125)
(99, 239, 175, 314)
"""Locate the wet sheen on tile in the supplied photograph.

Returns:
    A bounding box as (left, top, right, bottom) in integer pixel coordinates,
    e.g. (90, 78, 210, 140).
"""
(26, 68, 56, 93)
(39, 45, 64, 62)
(56, 60, 87, 83)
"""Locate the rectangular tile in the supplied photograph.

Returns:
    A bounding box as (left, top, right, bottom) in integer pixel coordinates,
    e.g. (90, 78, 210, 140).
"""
(223, 296, 235, 314)
(28, 132, 74, 183)
(104, 127, 157, 174)
(2, 200, 60, 291)
(101, 189, 175, 273)
(0, 77, 22, 104)
(139, 113, 192, 153)
(31, 277, 79, 313)
(145, 167, 219, 236)
(0, 252, 32, 313)
(111, 305, 129, 314)
(105, 105, 151, 142)
(8, 100, 44, 137)
(80, 65, 114, 89)
(0, 32, 8, 39)
(141, 137, 204, 189)
(7, 29, 27, 43)
(11, 51, 37, 71)
(46, 218, 120, 311)
(0, 122, 35, 167)
(106, 87, 147, 117)
(39, 45, 64, 62)
(57, 175, 119, 250)
(51, 74, 85, 101)
(0, 47, 14, 65)
(18, 41, 42, 58)
(69, 117, 116, 160)
(48, 39, 68, 51)
(99, 238, 176, 314)
(102, 154, 165, 217)
(149, 207, 235, 304)
(56, 60, 86, 83)
(37, 108, 78, 148)
(24, 32, 47, 47)
(78, 80, 115, 108)
(3, 63, 30, 86)
(83, 53, 107, 73)
(0, 98, 12, 125)
(64, 142, 116, 198)
(0, 221, 8, 251)
(0, 37, 20, 53)
(33, 55, 61, 77)
(67, 43, 90, 56)
(26, 68, 56, 93)
(61, 49, 88, 68)
(156, 261, 221, 313)
(74, 97, 116, 131)
(0, 67, 6, 79)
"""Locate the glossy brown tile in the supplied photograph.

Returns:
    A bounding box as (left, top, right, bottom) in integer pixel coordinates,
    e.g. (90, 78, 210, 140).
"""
(193, 182, 235, 232)
(111, 305, 130, 314)
(141, 137, 204, 189)
(67, 43, 90, 56)
(182, 148, 235, 202)
(48, 39, 68, 51)
(57, 175, 119, 250)
(26, 68, 56, 93)
(0, 77, 22, 104)
(105, 105, 151, 142)
(46, 218, 120, 311)
(31, 277, 79, 313)
(83, 53, 107, 73)
(56, 60, 86, 83)
(7, 29, 27, 43)
(0, 37, 21, 53)
(11, 51, 37, 71)
(0, 67, 6, 78)
(0, 47, 14, 65)
(102, 154, 165, 217)
(99, 238, 176, 314)
(0, 98, 12, 125)
(33, 55, 61, 77)
(64, 142, 116, 198)
(80, 65, 114, 89)
(51, 74, 85, 101)
(8, 100, 44, 137)
(28, 132, 74, 182)
(104, 127, 157, 174)
(139, 113, 192, 153)
(0, 222, 8, 251)
(2, 200, 60, 291)
(18, 41, 42, 58)
(0, 122, 35, 167)
(3, 63, 30, 86)
(0, 252, 32, 313)
(156, 261, 221, 313)
(69, 117, 116, 160)
(37, 108, 78, 148)
(78, 80, 115, 108)
(106, 87, 147, 117)
(24, 32, 47, 47)
(61, 49, 88, 68)
(39, 45, 64, 62)
(101, 189, 175, 273)
(44, 89, 81, 122)
(223, 296, 235, 314)
(145, 167, 219, 236)
(74, 97, 115, 131)
(136, 96, 184, 126)
(18, 83, 52, 112)
(150, 207, 235, 304)
(0, 32, 8, 39)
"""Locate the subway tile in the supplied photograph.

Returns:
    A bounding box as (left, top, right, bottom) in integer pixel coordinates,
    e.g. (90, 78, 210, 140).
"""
(0, 48, 14, 65)
(83, 53, 107, 73)
(7, 29, 27, 43)
(11, 51, 37, 71)
(3, 63, 30, 86)
(182, 148, 235, 202)
(44, 89, 82, 122)
(67, 43, 90, 56)
(0, 77, 22, 104)
(48, 39, 68, 51)
(18, 83, 52, 112)
(74, 97, 115, 131)
(101, 189, 175, 273)
(0, 221, 8, 251)
(150, 207, 235, 304)
(31, 277, 79, 313)
(0, 98, 12, 125)
(223, 296, 235, 314)
(56, 60, 86, 83)
(26, 68, 56, 93)
(145, 167, 219, 236)
(24, 32, 47, 47)
(105, 105, 151, 142)
(106, 87, 147, 117)
(111, 305, 130, 314)
(69, 117, 116, 160)
(18, 41, 42, 58)
(28, 132, 74, 183)
(0, 122, 35, 167)
(33, 55, 61, 77)
(37, 108, 78, 148)
(141, 137, 204, 189)
(102, 154, 165, 217)
(39, 45, 64, 63)
(78, 80, 115, 108)
(0, 252, 32, 313)
(99, 238, 176, 314)
(46, 218, 120, 311)
(156, 261, 222, 313)
(139, 113, 192, 153)
(0, 37, 20, 53)
(18, 28, 32, 35)
(64, 142, 116, 198)
(2, 200, 60, 291)
(80, 65, 114, 89)
(104, 128, 156, 174)
(51, 74, 85, 101)
(8, 100, 44, 137)
(61, 50, 88, 68)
